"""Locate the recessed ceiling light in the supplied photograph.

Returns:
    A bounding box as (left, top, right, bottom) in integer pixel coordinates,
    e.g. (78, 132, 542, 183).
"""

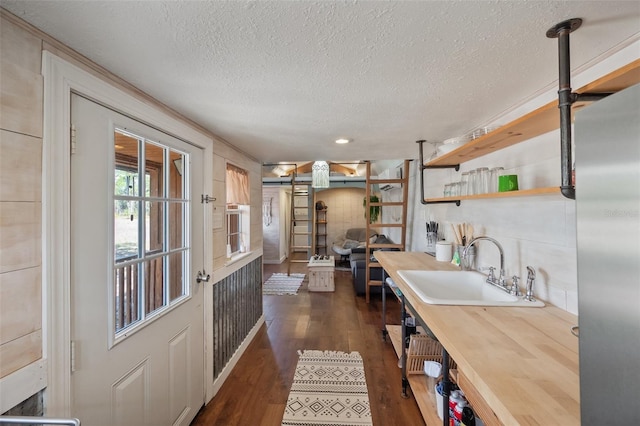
(335, 138, 350, 144)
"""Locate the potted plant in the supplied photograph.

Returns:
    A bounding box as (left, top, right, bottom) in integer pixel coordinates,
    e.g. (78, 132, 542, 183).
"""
(364, 195, 380, 223)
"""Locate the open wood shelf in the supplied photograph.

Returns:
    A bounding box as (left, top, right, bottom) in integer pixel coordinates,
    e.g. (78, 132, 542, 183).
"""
(426, 59, 640, 168)
(387, 325, 442, 426)
(426, 186, 560, 202)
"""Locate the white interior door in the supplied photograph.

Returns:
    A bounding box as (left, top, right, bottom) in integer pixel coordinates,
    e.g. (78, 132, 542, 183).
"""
(70, 93, 204, 426)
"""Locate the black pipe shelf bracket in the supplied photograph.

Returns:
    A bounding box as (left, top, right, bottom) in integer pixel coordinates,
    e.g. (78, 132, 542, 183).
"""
(546, 18, 612, 200)
(416, 140, 461, 206)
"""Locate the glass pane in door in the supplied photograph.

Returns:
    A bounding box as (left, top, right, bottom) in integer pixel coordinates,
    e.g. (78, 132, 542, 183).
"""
(112, 128, 190, 336)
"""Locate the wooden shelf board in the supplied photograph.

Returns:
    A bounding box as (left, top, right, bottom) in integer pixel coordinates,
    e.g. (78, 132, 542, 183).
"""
(370, 201, 405, 207)
(387, 326, 442, 426)
(426, 186, 560, 202)
(370, 243, 404, 249)
(427, 59, 640, 167)
(371, 223, 406, 228)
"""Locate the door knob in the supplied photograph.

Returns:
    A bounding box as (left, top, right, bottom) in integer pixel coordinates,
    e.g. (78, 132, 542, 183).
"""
(196, 270, 210, 283)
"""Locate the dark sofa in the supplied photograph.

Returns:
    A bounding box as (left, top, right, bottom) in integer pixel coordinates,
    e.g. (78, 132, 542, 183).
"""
(349, 234, 398, 296)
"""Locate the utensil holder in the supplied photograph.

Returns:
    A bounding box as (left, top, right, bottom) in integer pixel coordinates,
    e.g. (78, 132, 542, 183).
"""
(426, 232, 437, 252)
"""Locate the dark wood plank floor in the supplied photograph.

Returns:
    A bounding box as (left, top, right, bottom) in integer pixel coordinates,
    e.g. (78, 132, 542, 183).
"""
(190, 260, 426, 426)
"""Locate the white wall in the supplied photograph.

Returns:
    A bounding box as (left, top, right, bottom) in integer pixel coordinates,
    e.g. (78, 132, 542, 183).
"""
(262, 187, 284, 263)
(408, 132, 578, 313)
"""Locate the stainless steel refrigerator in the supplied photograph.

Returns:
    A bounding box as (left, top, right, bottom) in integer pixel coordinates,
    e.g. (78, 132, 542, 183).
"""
(575, 82, 640, 424)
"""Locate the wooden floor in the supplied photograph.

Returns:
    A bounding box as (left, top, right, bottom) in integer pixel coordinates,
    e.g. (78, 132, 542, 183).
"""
(190, 260, 427, 426)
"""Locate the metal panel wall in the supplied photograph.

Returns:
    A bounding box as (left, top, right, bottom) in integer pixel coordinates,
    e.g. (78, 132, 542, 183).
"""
(212, 257, 263, 380)
(575, 83, 640, 424)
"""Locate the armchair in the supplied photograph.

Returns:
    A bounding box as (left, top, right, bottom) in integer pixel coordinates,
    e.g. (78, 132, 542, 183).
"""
(331, 228, 377, 262)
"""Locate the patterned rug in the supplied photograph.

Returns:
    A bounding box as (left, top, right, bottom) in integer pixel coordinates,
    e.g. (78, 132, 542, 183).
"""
(263, 273, 305, 295)
(282, 350, 372, 426)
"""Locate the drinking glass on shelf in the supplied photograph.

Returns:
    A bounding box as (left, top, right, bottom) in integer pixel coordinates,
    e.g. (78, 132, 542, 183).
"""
(451, 182, 460, 197)
(476, 167, 490, 194)
(467, 169, 477, 195)
(460, 172, 470, 196)
(489, 167, 504, 193)
(444, 183, 452, 197)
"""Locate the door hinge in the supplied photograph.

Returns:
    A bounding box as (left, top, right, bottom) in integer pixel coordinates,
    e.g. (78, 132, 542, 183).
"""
(70, 340, 76, 373)
(70, 124, 77, 155)
(201, 194, 216, 204)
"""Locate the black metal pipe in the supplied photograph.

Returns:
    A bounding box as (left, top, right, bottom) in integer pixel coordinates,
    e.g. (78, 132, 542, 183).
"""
(416, 140, 461, 205)
(417, 140, 428, 204)
(547, 18, 582, 200)
(442, 348, 451, 426)
(574, 93, 613, 102)
(557, 27, 575, 199)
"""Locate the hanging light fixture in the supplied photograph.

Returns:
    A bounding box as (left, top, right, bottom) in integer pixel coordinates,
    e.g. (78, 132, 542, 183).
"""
(312, 161, 330, 188)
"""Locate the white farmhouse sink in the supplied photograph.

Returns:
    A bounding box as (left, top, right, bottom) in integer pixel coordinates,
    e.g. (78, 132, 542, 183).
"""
(397, 270, 544, 307)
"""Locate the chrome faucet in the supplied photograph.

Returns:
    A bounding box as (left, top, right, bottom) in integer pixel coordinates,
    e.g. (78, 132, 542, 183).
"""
(463, 236, 507, 289)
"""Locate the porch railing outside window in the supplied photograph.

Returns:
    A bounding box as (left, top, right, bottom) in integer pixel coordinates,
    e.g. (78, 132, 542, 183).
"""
(226, 206, 241, 255)
(113, 129, 189, 335)
(226, 163, 250, 256)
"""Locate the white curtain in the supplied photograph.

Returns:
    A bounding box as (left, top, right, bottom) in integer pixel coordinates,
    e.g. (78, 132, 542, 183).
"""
(226, 163, 250, 205)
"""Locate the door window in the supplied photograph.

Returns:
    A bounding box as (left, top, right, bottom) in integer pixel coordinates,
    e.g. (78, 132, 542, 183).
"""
(113, 129, 189, 337)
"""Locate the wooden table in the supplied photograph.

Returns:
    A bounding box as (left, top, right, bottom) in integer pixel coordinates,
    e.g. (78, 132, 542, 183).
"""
(375, 251, 580, 425)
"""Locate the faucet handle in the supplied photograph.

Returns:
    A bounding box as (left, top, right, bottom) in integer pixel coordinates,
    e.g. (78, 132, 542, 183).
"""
(525, 266, 536, 301)
(487, 266, 496, 281)
(510, 275, 521, 296)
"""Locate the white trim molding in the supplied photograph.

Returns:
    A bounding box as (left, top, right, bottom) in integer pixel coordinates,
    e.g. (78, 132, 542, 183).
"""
(0, 359, 47, 414)
(42, 51, 213, 417)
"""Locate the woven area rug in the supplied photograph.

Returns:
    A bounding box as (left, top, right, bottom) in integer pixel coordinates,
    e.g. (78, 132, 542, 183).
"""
(263, 273, 305, 295)
(282, 350, 372, 426)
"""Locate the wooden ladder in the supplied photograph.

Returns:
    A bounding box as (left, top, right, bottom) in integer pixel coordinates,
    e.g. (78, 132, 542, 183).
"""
(365, 160, 410, 303)
(287, 177, 315, 275)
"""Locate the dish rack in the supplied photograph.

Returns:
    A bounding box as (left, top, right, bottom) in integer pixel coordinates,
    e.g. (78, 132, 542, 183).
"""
(406, 333, 457, 375)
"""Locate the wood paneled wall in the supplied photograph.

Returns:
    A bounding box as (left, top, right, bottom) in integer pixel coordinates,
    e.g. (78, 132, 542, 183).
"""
(1, 8, 263, 412)
(0, 15, 44, 380)
(315, 187, 367, 248)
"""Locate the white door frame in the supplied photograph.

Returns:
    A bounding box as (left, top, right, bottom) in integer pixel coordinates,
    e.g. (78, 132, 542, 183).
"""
(42, 52, 214, 417)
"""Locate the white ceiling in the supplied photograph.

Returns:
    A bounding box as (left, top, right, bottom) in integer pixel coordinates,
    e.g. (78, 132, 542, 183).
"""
(3, 1, 639, 165)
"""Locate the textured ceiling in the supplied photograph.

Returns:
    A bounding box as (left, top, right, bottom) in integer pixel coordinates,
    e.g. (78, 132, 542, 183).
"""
(2, 1, 639, 164)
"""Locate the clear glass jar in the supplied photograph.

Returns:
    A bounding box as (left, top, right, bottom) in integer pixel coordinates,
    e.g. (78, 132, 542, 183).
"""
(489, 167, 504, 193)
(476, 167, 490, 194)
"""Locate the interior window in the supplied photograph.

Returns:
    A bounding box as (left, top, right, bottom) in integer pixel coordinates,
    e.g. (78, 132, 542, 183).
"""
(226, 163, 250, 258)
(113, 129, 189, 334)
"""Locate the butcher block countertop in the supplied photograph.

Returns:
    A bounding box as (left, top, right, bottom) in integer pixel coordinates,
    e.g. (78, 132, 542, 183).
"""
(375, 251, 580, 425)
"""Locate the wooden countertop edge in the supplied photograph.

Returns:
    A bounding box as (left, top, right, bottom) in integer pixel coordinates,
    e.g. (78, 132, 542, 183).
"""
(375, 251, 580, 425)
